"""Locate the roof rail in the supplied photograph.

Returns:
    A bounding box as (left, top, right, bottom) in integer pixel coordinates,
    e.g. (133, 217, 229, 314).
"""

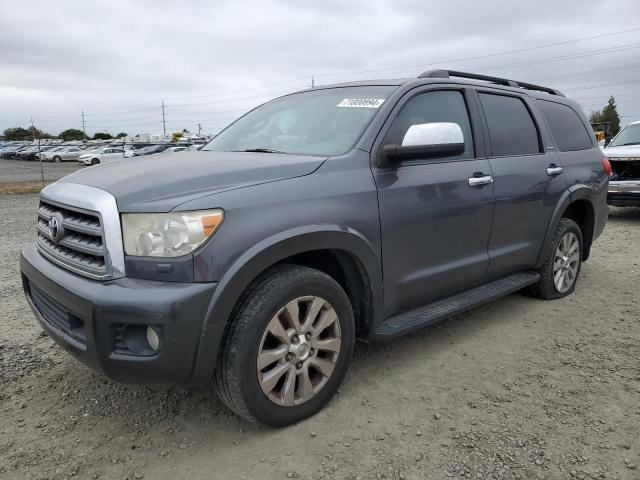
(417, 69, 564, 97)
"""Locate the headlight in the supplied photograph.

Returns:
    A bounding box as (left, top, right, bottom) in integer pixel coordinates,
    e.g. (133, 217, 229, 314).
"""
(121, 210, 224, 257)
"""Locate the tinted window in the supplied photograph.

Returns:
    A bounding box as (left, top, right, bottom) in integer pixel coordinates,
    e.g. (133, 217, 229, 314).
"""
(479, 93, 541, 156)
(537, 100, 593, 151)
(384, 90, 474, 159)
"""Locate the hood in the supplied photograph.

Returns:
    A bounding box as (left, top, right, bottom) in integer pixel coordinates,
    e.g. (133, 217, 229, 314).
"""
(604, 144, 640, 158)
(59, 151, 326, 211)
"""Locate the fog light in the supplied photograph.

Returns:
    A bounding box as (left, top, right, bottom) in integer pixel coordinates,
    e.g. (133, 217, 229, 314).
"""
(146, 326, 161, 352)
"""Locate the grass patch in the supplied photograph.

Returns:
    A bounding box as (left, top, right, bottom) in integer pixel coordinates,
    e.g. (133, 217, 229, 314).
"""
(0, 181, 49, 195)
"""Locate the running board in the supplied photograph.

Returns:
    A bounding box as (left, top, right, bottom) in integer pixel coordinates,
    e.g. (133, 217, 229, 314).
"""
(374, 271, 540, 340)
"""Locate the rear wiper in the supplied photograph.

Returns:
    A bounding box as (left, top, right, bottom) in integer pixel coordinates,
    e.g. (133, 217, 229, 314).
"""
(234, 148, 287, 154)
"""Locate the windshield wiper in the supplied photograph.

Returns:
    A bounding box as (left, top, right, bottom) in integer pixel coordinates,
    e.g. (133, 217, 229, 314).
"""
(234, 148, 287, 154)
(618, 142, 640, 146)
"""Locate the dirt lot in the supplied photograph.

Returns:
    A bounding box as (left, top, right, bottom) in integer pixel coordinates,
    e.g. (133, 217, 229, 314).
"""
(0, 193, 638, 480)
(0, 159, 83, 185)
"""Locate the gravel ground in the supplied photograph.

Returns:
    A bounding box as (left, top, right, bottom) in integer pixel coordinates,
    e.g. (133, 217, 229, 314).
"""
(0, 159, 83, 184)
(0, 193, 638, 480)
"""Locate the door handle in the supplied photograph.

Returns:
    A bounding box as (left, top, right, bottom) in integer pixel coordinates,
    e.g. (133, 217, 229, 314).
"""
(546, 165, 564, 177)
(468, 175, 493, 187)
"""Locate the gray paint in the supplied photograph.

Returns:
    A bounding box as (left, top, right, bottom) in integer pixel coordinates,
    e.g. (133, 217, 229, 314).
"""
(22, 75, 609, 386)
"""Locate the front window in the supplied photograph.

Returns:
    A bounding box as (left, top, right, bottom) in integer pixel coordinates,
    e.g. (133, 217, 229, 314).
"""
(203, 86, 398, 156)
(609, 123, 640, 147)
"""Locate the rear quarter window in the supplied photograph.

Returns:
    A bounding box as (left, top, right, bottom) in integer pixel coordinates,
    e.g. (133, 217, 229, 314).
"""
(537, 100, 593, 151)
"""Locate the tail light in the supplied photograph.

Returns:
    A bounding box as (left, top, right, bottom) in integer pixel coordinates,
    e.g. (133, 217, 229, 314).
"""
(602, 156, 612, 177)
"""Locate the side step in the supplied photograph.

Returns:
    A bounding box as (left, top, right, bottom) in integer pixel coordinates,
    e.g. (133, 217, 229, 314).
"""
(374, 271, 540, 340)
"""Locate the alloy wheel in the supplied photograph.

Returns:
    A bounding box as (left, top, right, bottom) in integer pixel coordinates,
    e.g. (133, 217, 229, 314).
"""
(553, 232, 580, 293)
(257, 296, 341, 407)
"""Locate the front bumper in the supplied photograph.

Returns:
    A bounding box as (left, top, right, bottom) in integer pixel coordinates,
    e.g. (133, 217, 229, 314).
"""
(20, 243, 217, 385)
(608, 180, 640, 207)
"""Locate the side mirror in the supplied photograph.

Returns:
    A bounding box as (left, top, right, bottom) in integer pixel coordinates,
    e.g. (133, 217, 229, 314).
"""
(382, 122, 465, 163)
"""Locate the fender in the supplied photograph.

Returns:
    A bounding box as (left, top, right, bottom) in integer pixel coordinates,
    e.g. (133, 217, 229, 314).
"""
(535, 184, 596, 268)
(188, 224, 383, 385)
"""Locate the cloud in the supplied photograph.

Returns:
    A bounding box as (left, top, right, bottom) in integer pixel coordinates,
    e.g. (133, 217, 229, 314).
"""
(1, 0, 639, 136)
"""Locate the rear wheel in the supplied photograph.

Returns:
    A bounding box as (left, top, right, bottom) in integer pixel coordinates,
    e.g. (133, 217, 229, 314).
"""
(215, 265, 354, 427)
(530, 218, 583, 300)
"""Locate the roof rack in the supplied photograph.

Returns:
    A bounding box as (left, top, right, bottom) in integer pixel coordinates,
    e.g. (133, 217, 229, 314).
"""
(417, 69, 564, 97)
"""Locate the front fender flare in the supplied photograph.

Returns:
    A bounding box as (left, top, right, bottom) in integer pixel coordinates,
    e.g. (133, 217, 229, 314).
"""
(189, 225, 382, 385)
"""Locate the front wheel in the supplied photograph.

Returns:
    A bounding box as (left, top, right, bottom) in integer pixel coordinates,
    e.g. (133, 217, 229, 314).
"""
(215, 265, 354, 427)
(530, 218, 583, 300)
(53, 156, 62, 163)
(90, 158, 99, 165)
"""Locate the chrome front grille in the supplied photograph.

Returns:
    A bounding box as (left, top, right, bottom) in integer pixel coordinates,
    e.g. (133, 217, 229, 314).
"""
(36, 182, 126, 281)
(36, 198, 109, 279)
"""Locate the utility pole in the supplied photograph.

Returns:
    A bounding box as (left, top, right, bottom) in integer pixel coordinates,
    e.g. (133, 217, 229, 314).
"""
(311, 74, 315, 88)
(161, 100, 166, 135)
(31, 118, 45, 187)
(81, 110, 87, 140)
(197, 123, 202, 136)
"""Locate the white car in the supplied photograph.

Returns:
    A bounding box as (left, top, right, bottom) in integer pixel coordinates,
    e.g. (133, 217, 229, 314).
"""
(603, 120, 640, 207)
(38, 146, 84, 162)
(78, 147, 127, 166)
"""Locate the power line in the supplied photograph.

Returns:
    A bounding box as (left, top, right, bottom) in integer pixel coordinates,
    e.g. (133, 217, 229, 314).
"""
(19, 25, 640, 123)
(313, 26, 640, 78)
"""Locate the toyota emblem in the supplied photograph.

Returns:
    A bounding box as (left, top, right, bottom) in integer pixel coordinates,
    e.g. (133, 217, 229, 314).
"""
(48, 216, 60, 242)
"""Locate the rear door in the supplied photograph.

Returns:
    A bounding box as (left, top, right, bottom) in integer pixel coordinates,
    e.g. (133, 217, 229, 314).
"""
(476, 90, 567, 279)
(64, 147, 81, 160)
(373, 87, 494, 317)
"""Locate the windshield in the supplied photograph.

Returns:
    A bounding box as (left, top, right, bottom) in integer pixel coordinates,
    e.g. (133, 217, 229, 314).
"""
(203, 86, 397, 156)
(609, 123, 640, 147)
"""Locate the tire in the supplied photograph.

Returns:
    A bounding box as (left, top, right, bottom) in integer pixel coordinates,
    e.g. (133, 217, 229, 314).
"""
(529, 218, 583, 300)
(90, 158, 99, 165)
(214, 264, 355, 427)
(53, 156, 61, 163)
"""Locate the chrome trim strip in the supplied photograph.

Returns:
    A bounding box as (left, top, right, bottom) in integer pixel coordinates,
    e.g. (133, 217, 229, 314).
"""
(609, 180, 640, 194)
(40, 182, 125, 279)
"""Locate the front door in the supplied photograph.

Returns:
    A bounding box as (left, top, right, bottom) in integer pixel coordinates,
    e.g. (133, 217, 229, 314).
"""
(373, 88, 494, 317)
(475, 91, 567, 279)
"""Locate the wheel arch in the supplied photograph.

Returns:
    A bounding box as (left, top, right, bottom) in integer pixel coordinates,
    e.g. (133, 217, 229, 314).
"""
(536, 186, 597, 267)
(189, 225, 383, 385)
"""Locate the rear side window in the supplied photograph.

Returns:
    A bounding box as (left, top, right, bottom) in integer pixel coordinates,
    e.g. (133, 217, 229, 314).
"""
(478, 93, 541, 156)
(537, 100, 593, 151)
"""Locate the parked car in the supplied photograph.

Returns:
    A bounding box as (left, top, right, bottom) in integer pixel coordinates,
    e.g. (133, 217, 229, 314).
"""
(131, 144, 175, 156)
(162, 145, 201, 154)
(14, 146, 40, 160)
(78, 147, 126, 165)
(35, 145, 66, 160)
(20, 70, 609, 427)
(1, 144, 29, 159)
(39, 146, 85, 162)
(603, 120, 640, 207)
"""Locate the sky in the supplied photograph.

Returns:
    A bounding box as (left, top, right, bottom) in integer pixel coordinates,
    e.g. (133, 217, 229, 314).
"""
(1, 0, 640, 137)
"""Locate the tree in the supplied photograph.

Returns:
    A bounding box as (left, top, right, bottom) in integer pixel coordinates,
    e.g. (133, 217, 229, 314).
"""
(589, 96, 621, 137)
(3, 127, 32, 141)
(115, 132, 128, 139)
(2, 126, 52, 141)
(59, 128, 86, 141)
(93, 132, 113, 140)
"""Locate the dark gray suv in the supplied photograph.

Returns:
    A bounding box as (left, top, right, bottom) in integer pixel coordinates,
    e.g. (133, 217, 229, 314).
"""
(20, 70, 609, 426)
